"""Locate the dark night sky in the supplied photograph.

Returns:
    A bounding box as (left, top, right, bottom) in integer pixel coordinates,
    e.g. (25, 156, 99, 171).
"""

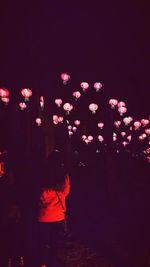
(0, 1, 149, 117)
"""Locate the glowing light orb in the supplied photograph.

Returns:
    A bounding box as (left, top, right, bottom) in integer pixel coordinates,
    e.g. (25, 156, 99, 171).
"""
(118, 101, 126, 108)
(19, 102, 27, 110)
(134, 121, 141, 130)
(80, 82, 89, 92)
(73, 91, 81, 100)
(141, 119, 149, 126)
(53, 115, 59, 125)
(89, 103, 98, 114)
(118, 106, 127, 116)
(121, 132, 126, 137)
(98, 135, 104, 142)
(93, 82, 102, 92)
(0, 88, 9, 98)
(35, 118, 42, 126)
(58, 116, 64, 123)
(55, 98, 63, 107)
(21, 88, 32, 101)
(123, 117, 133, 125)
(1, 97, 10, 104)
(74, 120, 80, 126)
(63, 103, 73, 114)
(97, 122, 104, 129)
(114, 120, 121, 128)
(61, 73, 70, 84)
(145, 128, 150, 135)
(40, 96, 44, 110)
(109, 99, 118, 108)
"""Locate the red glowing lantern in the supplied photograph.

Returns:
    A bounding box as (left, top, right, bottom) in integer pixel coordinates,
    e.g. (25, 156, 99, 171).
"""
(1, 97, 10, 104)
(141, 119, 149, 127)
(73, 91, 81, 100)
(40, 96, 44, 110)
(0, 88, 9, 98)
(61, 73, 70, 84)
(114, 120, 121, 128)
(58, 116, 64, 123)
(123, 117, 133, 125)
(80, 82, 89, 92)
(21, 88, 32, 101)
(89, 103, 98, 114)
(55, 98, 63, 107)
(93, 82, 102, 92)
(19, 102, 27, 110)
(97, 122, 104, 129)
(35, 118, 42, 126)
(63, 103, 73, 114)
(134, 121, 141, 130)
(118, 106, 127, 116)
(109, 99, 118, 108)
(74, 120, 80, 126)
(53, 115, 59, 125)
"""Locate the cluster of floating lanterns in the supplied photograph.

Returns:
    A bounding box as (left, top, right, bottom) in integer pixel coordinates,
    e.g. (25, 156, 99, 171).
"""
(0, 72, 149, 160)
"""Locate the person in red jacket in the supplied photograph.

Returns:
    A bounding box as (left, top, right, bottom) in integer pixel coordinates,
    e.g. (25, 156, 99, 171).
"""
(37, 151, 70, 267)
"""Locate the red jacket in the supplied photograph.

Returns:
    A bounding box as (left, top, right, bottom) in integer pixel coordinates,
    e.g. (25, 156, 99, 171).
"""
(38, 175, 70, 222)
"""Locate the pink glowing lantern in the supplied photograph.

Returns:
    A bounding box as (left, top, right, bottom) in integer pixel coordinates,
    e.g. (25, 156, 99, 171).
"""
(134, 121, 141, 130)
(122, 141, 128, 147)
(40, 96, 44, 110)
(113, 135, 117, 141)
(73, 91, 81, 100)
(109, 99, 118, 108)
(118, 101, 126, 108)
(118, 106, 127, 116)
(61, 73, 70, 84)
(72, 126, 77, 132)
(63, 103, 73, 114)
(97, 122, 104, 129)
(82, 135, 87, 141)
(53, 115, 59, 125)
(19, 102, 27, 110)
(80, 82, 89, 92)
(87, 135, 93, 142)
(21, 88, 32, 101)
(68, 125, 72, 131)
(89, 103, 98, 114)
(1, 97, 10, 104)
(127, 135, 132, 142)
(55, 98, 63, 107)
(68, 130, 73, 137)
(74, 120, 80, 126)
(98, 135, 104, 143)
(93, 82, 102, 92)
(141, 133, 147, 139)
(123, 116, 133, 125)
(35, 118, 42, 126)
(145, 128, 150, 135)
(121, 131, 126, 137)
(0, 88, 9, 98)
(141, 119, 149, 127)
(58, 116, 64, 123)
(114, 120, 121, 128)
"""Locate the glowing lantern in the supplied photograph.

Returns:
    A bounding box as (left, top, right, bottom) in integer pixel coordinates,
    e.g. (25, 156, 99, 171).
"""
(141, 133, 147, 139)
(121, 131, 126, 137)
(139, 135, 144, 141)
(68, 125, 72, 130)
(80, 82, 89, 92)
(134, 121, 141, 130)
(40, 96, 44, 110)
(118, 101, 126, 108)
(63, 103, 73, 114)
(72, 126, 77, 132)
(35, 118, 42, 126)
(61, 73, 70, 84)
(118, 106, 127, 116)
(0, 88, 9, 98)
(97, 122, 104, 129)
(114, 120, 121, 128)
(109, 99, 118, 108)
(68, 130, 73, 136)
(87, 135, 93, 142)
(85, 139, 90, 144)
(55, 98, 63, 107)
(89, 103, 98, 114)
(98, 135, 104, 143)
(1, 97, 10, 104)
(53, 115, 59, 125)
(141, 119, 149, 127)
(93, 82, 102, 92)
(73, 91, 81, 100)
(113, 136, 117, 141)
(21, 88, 32, 101)
(82, 135, 87, 141)
(122, 141, 128, 147)
(145, 128, 150, 135)
(58, 116, 64, 123)
(127, 135, 132, 142)
(74, 120, 80, 126)
(123, 117, 133, 125)
(19, 102, 27, 110)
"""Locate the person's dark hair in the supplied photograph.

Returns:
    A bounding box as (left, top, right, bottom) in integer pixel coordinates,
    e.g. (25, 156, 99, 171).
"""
(42, 150, 66, 192)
